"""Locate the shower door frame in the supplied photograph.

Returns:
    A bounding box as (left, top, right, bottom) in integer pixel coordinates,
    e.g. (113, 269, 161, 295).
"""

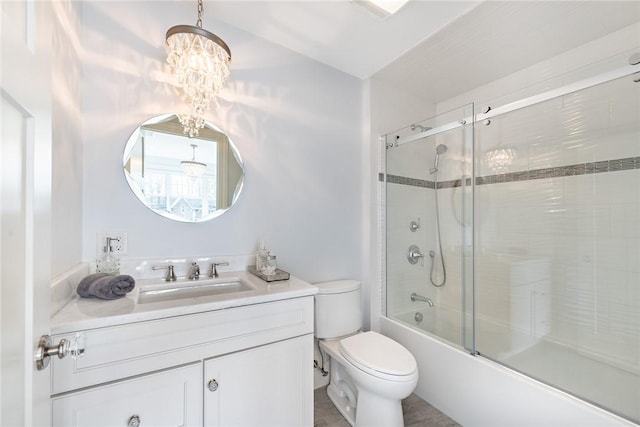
(394, 63, 640, 149)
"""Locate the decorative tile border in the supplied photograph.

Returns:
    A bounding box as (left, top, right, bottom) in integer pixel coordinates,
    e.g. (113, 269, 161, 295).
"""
(382, 173, 435, 189)
(381, 156, 640, 188)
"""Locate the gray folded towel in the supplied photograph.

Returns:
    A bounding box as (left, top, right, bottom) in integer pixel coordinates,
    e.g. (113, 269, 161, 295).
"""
(77, 273, 135, 300)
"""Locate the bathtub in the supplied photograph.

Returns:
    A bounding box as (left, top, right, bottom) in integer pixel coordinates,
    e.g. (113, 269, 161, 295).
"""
(392, 307, 465, 349)
(380, 315, 636, 426)
(391, 306, 535, 360)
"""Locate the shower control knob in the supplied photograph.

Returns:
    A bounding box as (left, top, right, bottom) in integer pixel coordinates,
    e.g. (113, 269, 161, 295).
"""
(208, 379, 219, 392)
(407, 245, 425, 266)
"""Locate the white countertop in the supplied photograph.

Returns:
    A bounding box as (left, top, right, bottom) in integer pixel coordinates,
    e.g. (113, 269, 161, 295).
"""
(51, 271, 318, 335)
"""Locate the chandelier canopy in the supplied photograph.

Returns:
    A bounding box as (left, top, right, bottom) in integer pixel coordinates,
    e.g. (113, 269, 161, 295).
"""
(166, 0, 231, 138)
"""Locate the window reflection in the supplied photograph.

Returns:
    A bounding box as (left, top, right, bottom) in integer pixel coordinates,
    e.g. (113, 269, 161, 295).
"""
(123, 114, 244, 222)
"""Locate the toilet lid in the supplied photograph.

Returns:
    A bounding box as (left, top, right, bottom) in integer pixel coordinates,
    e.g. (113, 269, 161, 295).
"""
(339, 331, 417, 377)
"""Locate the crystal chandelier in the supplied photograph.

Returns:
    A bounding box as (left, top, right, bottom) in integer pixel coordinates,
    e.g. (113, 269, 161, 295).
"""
(485, 146, 517, 174)
(166, 0, 231, 138)
(181, 144, 207, 176)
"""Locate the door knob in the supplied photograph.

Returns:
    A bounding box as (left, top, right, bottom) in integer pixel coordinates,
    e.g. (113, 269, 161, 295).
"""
(35, 332, 85, 371)
(208, 379, 219, 392)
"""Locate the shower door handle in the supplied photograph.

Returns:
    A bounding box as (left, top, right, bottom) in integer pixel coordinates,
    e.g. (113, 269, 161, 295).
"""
(407, 245, 425, 266)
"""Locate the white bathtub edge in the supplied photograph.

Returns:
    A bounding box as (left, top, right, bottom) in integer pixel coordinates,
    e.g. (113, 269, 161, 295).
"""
(379, 315, 637, 427)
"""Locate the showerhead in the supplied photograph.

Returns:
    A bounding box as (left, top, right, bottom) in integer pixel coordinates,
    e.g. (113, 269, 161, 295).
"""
(430, 144, 448, 174)
(436, 144, 448, 155)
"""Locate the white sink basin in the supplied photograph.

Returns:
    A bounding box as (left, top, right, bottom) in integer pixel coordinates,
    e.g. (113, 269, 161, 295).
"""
(137, 277, 256, 304)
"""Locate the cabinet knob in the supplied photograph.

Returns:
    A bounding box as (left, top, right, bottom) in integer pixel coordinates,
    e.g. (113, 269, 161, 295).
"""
(207, 379, 219, 392)
(127, 414, 140, 427)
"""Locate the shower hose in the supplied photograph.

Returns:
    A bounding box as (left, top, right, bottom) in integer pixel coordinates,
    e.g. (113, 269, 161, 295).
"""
(430, 170, 447, 287)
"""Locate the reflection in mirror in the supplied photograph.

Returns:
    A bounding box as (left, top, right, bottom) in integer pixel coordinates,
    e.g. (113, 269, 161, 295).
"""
(123, 114, 244, 222)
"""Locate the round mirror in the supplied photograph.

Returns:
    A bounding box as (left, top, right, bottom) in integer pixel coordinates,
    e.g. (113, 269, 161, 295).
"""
(123, 114, 244, 223)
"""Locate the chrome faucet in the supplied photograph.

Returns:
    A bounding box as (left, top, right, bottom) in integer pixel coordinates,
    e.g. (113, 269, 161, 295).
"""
(209, 261, 229, 278)
(152, 264, 176, 282)
(188, 262, 201, 280)
(411, 292, 434, 307)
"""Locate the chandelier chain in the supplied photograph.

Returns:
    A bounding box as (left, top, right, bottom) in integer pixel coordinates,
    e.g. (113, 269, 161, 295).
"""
(196, 0, 203, 28)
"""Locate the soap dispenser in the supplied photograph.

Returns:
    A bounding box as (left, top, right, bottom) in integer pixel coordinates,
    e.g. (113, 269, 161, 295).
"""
(256, 240, 269, 272)
(96, 237, 120, 275)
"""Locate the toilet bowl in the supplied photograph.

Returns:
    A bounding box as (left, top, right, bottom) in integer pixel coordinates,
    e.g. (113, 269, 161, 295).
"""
(314, 280, 418, 427)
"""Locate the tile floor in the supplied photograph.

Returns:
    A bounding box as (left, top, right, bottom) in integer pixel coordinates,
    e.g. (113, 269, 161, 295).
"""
(314, 386, 460, 427)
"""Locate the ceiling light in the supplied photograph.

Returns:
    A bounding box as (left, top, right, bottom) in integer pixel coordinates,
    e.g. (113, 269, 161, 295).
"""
(353, 0, 410, 17)
(181, 144, 207, 177)
(166, 0, 231, 138)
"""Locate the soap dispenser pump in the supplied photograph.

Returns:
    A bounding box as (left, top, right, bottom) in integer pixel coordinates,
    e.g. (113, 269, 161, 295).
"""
(96, 236, 120, 275)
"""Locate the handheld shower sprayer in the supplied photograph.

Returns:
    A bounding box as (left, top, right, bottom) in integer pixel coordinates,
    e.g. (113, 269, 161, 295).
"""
(430, 143, 448, 288)
(430, 144, 448, 174)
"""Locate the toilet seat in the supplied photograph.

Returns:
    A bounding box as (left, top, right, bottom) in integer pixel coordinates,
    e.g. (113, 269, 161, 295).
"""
(339, 331, 417, 382)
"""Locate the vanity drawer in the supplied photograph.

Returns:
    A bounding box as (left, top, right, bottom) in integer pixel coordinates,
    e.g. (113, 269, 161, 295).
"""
(52, 362, 202, 427)
(51, 296, 313, 395)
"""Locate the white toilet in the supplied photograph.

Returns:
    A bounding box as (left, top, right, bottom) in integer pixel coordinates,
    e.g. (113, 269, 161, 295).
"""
(314, 280, 418, 427)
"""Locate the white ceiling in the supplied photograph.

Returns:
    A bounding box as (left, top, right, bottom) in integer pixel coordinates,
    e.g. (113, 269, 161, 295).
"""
(210, 1, 640, 102)
(211, 0, 481, 79)
(375, 1, 640, 102)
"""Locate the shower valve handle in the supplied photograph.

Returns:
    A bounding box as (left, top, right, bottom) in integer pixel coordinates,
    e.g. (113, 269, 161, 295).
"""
(407, 245, 425, 266)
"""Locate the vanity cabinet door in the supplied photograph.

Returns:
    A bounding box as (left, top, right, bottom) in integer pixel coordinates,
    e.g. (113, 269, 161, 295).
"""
(52, 363, 202, 427)
(204, 334, 313, 427)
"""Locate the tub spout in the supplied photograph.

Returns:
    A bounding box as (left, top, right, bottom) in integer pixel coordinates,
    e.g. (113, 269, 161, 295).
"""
(411, 292, 434, 307)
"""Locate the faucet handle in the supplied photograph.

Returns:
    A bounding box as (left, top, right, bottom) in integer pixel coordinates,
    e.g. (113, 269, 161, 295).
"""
(407, 245, 425, 266)
(190, 262, 201, 280)
(152, 264, 177, 281)
(209, 261, 229, 278)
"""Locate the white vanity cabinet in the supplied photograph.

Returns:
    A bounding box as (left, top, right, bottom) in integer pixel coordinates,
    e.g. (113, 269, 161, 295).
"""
(50, 295, 314, 427)
(204, 335, 312, 427)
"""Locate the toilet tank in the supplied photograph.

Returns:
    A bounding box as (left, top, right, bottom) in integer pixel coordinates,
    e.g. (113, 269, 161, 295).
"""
(314, 280, 362, 339)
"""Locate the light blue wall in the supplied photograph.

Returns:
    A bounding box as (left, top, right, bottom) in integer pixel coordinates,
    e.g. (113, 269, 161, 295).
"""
(52, 0, 83, 278)
(80, 2, 364, 283)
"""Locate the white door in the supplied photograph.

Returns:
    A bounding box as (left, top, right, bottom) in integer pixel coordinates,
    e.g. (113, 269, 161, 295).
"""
(1, 1, 53, 426)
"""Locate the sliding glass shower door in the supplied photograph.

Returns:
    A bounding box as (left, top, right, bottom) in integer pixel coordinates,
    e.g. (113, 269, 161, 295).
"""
(474, 73, 640, 422)
(384, 104, 475, 352)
